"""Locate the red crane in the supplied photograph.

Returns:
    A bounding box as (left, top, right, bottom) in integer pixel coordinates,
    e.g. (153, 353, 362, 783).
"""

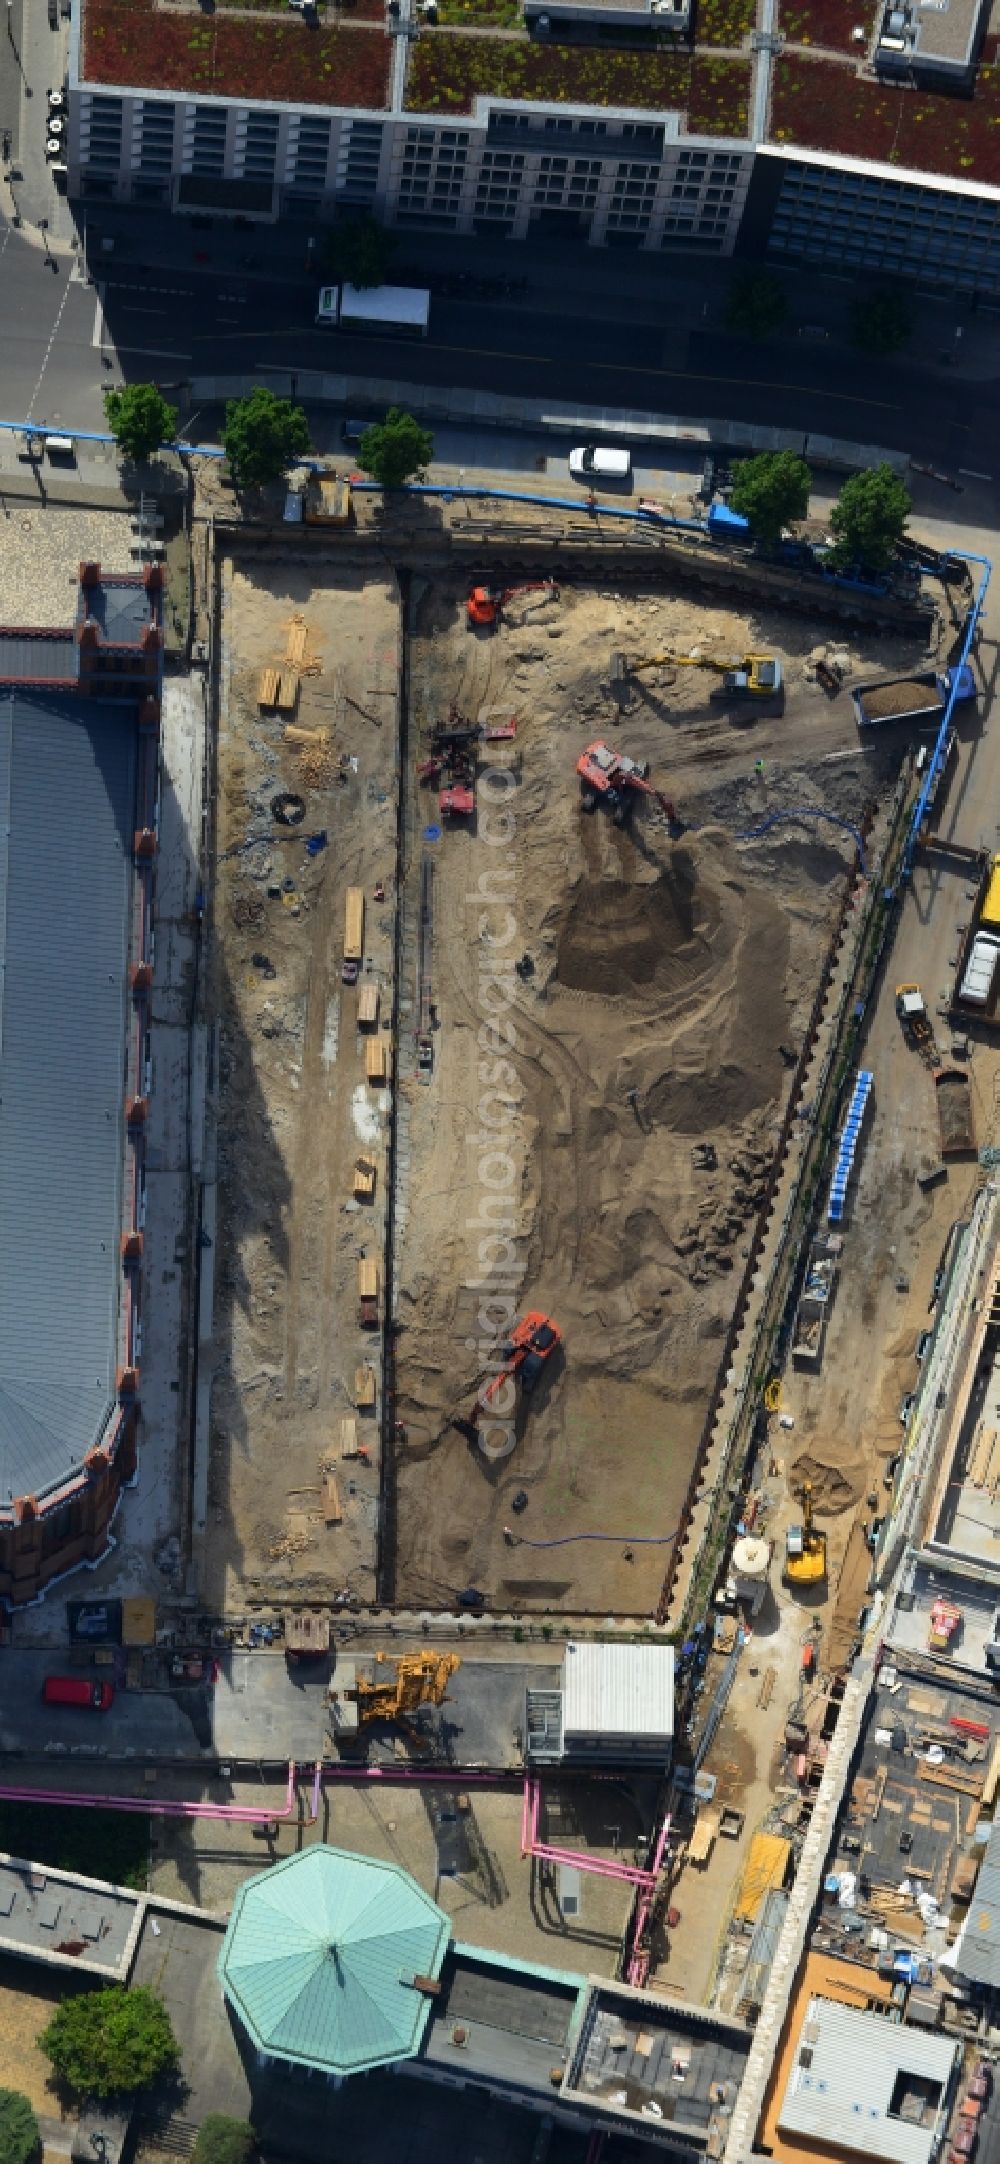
(576, 740, 677, 826)
(472, 1312, 562, 1423)
(467, 580, 558, 632)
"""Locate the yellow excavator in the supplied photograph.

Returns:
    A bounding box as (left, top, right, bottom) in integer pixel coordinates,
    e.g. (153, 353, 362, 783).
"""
(784, 1481, 827, 1587)
(350, 1650, 460, 1725)
(612, 648, 783, 697)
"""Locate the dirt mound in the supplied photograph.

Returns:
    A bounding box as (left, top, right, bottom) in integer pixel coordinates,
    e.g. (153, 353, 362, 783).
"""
(554, 850, 722, 999)
(791, 1451, 862, 1514)
(739, 834, 855, 892)
(644, 890, 791, 1134)
(647, 1062, 774, 1134)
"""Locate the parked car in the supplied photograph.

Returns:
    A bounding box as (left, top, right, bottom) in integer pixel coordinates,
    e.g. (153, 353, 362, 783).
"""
(915, 1329, 932, 1363)
(568, 444, 632, 485)
(43, 1676, 114, 1711)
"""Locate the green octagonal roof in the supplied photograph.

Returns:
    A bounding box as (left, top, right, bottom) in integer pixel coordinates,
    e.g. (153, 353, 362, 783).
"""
(218, 1844, 451, 2076)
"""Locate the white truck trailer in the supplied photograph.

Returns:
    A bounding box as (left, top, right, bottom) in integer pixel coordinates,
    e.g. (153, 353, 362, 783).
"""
(315, 283, 431, 337)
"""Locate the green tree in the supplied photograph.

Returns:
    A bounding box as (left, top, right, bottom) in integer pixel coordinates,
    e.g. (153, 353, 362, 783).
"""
(849, 286, 913, 356)
(320, 214, 395, 291)
(222, 388, 310, 488)
(829, 463, 911, 574)
(724, 269, 789, 340)
(40, 1985, 180, 2102)
(191, 2119, 255, 2164)
(0, 2091, 40, 2164)
(358, 407, 433, 489)
(728, 450, 811, 542)
(103, 384, 177, 463)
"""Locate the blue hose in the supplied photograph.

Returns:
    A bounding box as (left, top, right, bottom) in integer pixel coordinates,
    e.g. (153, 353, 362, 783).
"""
(508, 1527, 680, 1548)
(736, 806, 867, 874)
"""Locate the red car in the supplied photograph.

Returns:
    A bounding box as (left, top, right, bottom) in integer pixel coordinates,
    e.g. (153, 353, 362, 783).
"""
(43, 1676, 114, 1711)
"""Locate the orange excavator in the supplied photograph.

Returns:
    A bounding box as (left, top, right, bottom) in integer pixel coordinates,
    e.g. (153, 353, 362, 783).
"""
(472, 1312, 562, 1422)
(467, 580, 558, 632)
(577, 740, 677, 826)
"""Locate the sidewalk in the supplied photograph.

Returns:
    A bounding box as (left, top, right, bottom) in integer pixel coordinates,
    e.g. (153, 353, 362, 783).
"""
(3, 0, 74, 242)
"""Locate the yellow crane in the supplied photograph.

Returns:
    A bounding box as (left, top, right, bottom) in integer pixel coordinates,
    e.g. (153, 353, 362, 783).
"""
(612, 648, 783, 696)
(784, 1481, 827, 1587)
(350, 1650, 461, 1725)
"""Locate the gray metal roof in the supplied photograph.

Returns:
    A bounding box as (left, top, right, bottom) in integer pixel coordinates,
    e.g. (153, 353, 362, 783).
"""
(562, 1641, 674, 1742)
(77, 578, 155, 649)
(0, 690, 136, 1501)
(777, 1998, 958, 2164)
(0, 633, 76, 683)
(955, 1813, 1000, 1987)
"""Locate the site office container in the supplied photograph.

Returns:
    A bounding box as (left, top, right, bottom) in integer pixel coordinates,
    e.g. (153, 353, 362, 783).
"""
(344, 887, 365, 963)
(43, 1675, 114, 1710)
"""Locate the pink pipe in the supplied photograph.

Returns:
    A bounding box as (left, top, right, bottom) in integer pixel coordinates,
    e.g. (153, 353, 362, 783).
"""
(521, 1777, 662, 1887)
(625, 1816, 672, 1984)
(0, 1761, 317, 1826)
(531, 1842, 657, 1887)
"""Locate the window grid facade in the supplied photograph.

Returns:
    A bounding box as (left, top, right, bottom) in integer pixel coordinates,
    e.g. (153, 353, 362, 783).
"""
(768, 159, 1000, 295)
(70, 88, 752, 252)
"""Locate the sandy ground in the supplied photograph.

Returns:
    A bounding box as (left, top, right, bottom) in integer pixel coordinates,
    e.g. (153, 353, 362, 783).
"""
(392, 575, 919, 1615)
(0, 1961, 75, 2123)
(207, 557, 399, 1612)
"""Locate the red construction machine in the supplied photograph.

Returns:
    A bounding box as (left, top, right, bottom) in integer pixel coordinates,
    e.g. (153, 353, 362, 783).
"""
(473, 1312, 562, 1422)
(576, 740, 677, 825)
(467, 580, 558, 632)
(418, 721, 480, 818)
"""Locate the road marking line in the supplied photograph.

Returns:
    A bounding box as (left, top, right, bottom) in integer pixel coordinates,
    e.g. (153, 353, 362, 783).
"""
(91, 282, 107, 351)
(26, 276, 76, 424)
(117, 305, 168, 317)
(425, 339, 897, 413)
(235, 329, 896, 415)
(959, 469, 993, 481)
(114, 344, 188, 359)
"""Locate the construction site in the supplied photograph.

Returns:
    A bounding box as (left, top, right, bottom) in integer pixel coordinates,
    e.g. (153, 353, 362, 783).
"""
(205, 509, 956, 1624)
(0, 443, 997, 2164)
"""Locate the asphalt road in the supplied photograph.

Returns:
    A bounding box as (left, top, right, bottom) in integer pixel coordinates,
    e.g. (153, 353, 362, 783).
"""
(0, 198, 993, 472)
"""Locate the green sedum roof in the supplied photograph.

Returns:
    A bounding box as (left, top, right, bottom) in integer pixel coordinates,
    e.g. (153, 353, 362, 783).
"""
(218, 1844, 451, 2075)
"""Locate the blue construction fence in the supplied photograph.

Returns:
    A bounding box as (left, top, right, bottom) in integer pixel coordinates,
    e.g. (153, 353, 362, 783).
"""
(828, 1069, 874, 1225)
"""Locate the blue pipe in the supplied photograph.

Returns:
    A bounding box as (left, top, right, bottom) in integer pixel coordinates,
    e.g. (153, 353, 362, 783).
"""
(737, 807, 867, 874)
(903, 550, 991, 879)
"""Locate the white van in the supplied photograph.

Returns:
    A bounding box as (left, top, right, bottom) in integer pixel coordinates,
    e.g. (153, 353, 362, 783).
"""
(568, 444, 632, 484)
(959, 931, 1000, 1008)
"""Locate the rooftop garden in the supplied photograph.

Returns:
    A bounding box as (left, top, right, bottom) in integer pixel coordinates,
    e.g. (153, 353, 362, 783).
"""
(776, 0, 877, 51)
(83, 0, 393, 104)
(437, 0, 523, 24)
(695, 0, 759, 48)
(405, 33, 750, 126)
(213, 0, 387, 21)
(769, 51, 1000, 181)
